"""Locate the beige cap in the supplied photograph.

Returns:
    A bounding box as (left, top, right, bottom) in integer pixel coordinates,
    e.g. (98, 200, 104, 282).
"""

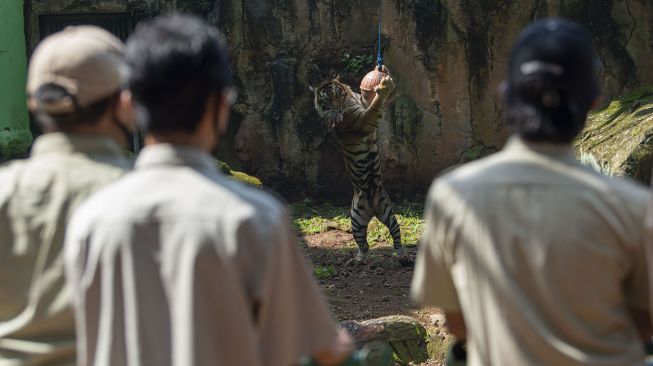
(27, 26, 126, 114)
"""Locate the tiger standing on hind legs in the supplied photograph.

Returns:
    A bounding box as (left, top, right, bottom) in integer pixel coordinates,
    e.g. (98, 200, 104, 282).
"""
(313, 68, 409, 264)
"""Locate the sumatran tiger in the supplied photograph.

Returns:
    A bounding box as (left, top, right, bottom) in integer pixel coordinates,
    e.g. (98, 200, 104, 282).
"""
(312, 73, 405, 261)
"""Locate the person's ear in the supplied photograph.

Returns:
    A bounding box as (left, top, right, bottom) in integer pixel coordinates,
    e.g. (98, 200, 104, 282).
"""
(116, 90, 136, 132)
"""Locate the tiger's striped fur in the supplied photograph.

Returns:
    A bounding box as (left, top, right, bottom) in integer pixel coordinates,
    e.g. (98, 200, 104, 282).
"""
(313, 77, 402, 257)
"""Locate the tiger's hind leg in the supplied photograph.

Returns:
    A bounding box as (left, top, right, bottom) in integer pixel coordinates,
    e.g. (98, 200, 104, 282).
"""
(351, 192, 374, 261)
(373, 189, 404, 256)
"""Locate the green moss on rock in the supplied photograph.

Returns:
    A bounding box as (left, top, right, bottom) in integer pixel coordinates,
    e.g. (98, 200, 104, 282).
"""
(230, 171, 262, 187)
(459, 144, 496, 163)
(576, 87, 653, 183)
(216, 159, 262, 187)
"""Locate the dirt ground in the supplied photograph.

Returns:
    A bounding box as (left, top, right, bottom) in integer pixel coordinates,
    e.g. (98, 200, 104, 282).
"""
(299, 229, 451, 365)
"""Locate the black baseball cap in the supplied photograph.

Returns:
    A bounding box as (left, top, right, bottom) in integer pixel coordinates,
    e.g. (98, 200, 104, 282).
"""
(508, 17, 600, 112)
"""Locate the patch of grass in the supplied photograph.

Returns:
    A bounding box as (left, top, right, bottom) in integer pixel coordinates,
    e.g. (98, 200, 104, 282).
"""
(291, 199, 351, 234)
(314, 265, 336, 280)
(290, 200, 425, 246)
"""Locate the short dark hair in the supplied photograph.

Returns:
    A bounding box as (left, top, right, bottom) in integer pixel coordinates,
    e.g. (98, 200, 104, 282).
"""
(32, 84, 117, 131)
(504, 81, 589, 143)
(125, 14, 232, 134)
(506, 18, 600, 143)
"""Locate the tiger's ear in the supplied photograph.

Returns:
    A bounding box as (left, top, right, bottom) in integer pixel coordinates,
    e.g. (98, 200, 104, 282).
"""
(309, 85, 315, 93)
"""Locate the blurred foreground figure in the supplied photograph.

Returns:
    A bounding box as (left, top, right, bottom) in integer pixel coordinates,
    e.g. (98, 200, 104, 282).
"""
(411, 18, 653, 365)
(0, 27, 132, 365)
(64, 15, 352, 366)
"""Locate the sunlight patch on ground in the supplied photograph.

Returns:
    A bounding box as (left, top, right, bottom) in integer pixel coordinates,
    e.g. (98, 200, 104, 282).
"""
(290, 200, 425, 246)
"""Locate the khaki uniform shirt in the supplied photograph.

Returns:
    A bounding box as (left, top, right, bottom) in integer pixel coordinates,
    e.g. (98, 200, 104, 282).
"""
(64, 144, 338, 366)
(0, 133, 129, 366)
(411, 137, 652, 366)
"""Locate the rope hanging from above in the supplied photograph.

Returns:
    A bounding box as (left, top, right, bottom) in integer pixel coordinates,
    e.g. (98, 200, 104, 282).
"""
(377, 0, 383, 70)
(360, 0, 389, 101)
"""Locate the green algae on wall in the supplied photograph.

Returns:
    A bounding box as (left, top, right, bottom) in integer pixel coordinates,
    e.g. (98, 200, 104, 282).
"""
(576, 87, 653, 183)
(0, 0, 32, 161)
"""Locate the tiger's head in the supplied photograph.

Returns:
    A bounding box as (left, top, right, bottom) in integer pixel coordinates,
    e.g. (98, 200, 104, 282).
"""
(311, 75, 354, 129)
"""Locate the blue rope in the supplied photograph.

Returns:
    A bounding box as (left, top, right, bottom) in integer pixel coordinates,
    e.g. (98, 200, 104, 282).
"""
(377, 0, 383, 70)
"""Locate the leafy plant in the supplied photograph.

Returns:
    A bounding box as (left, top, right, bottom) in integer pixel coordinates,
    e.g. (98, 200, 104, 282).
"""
(341, 53, 375, 74)
(314, 265, 336, 280)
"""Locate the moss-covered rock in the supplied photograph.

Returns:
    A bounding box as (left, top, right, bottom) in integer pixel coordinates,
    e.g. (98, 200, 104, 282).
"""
(339, 315, 430, 365)
(216, 159, 262, 187)
(576, 87, 653, 183)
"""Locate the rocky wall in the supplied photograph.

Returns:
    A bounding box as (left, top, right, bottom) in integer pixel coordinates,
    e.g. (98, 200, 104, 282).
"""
(160, 1, 653, 201)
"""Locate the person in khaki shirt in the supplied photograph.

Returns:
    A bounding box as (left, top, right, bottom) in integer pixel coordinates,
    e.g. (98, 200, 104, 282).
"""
(0, 27, 133, 365)
(411, 18, 653, 366)
(64, 15, 353, 366)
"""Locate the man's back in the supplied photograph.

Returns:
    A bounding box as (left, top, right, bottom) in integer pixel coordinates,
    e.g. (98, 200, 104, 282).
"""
(0, 133, 128, 365)
(65, 144, 338, 366)
(419, 137, 650, 365)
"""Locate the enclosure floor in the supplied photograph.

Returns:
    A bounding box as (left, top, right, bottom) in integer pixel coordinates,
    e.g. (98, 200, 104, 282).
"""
(300, 230, 449, 365)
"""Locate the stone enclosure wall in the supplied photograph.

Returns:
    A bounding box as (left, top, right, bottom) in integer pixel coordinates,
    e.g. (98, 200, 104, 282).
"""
(21, 0, 653, 201)
(179, 0, 653, 202)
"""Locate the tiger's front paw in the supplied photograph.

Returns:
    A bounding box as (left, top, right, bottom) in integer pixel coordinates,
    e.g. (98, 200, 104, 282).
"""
(374, 76, 395, 98)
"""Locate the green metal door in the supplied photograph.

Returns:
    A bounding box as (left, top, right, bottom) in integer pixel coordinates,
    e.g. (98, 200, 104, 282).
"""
(0, 0, 33, 161)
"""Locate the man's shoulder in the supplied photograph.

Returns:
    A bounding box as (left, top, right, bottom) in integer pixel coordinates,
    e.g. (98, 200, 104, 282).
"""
(74, 169, 286, 226)
(0, 159, 24, 178)
(4, 150, 127, 184)
(598, 174, 650, 210)
(0, 160, 28, 201)
(435, 153, 506, 189)
(432, 152, 651, 211)
(214, 176, 287, 224)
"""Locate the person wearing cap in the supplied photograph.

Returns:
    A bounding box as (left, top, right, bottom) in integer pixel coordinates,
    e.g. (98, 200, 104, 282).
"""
(63, 15, 354, 366)
(0, 26, 133, 365)
(411, 17, 652, 365)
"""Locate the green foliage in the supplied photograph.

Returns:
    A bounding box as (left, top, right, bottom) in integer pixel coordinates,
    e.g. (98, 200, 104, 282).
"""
(290, 200, 424, 246)
(313, 265, 336, 280)
(460, 145, 484, 163)
(341, 53, 375, 74)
